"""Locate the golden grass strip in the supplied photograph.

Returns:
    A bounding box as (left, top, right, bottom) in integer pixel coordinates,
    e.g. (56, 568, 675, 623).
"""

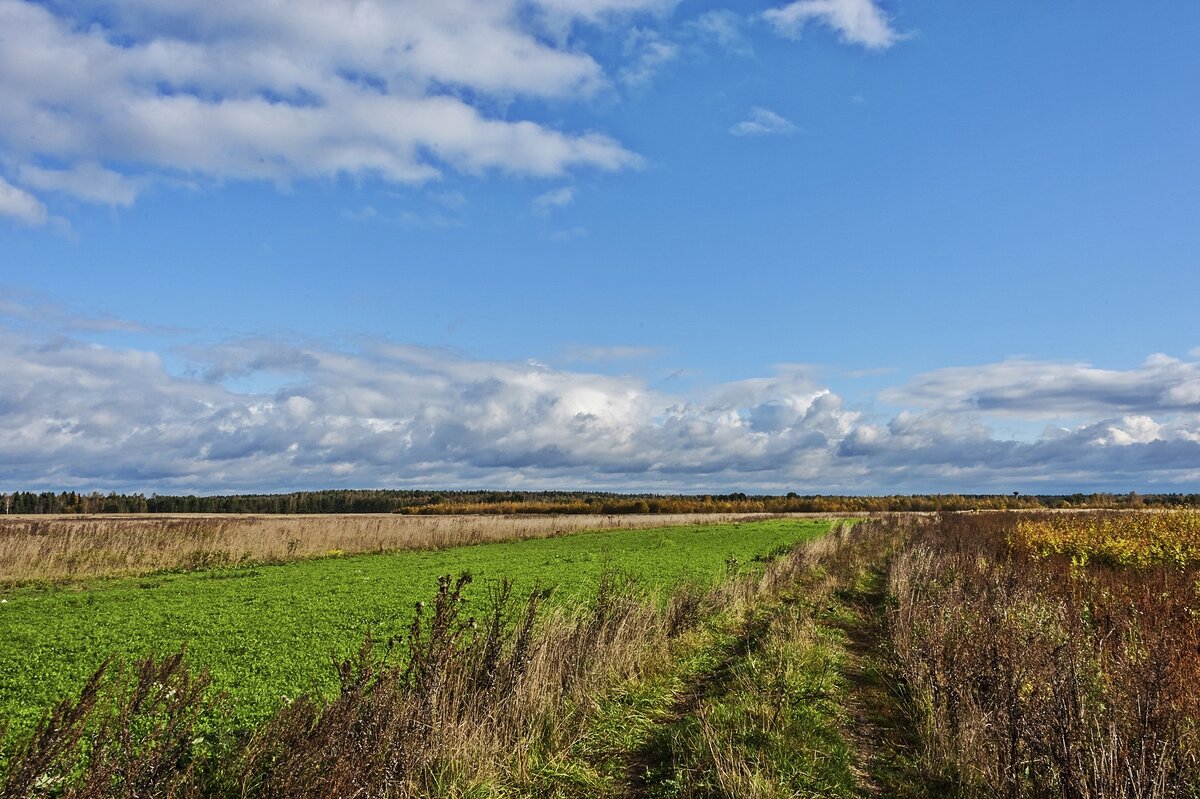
(0, 512, 838, 585)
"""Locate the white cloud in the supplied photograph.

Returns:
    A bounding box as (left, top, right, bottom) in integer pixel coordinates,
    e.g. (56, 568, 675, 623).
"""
(1095, 416, 1161, 446)
(882, 355, 1200, 417)
(0, 0, 907, 219)
(533, 186, 575, 214)
(0, 328, 858, 491)
(0, 176, 47, 225)
(619, 28, 681, 86)
(764, 0, 901, 50)
(689, 10, 753, 56)
(17, 163, 139, 206)
(729, 107, 799, 137)
(0, 0, 651, 218)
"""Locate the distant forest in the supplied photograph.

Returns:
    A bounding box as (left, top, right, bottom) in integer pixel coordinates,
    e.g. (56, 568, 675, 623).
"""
(2, 489, 1198, 515)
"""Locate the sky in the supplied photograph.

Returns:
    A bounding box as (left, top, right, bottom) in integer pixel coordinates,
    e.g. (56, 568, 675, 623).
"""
(1, 0, 1199, 495)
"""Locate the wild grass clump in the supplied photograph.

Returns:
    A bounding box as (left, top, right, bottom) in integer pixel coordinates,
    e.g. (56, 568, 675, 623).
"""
(886, 512, 1200, 798)
(0, 653, 214, 799)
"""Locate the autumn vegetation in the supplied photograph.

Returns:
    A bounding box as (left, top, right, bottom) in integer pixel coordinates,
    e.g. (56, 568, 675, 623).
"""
(2, 511, 1197, 797)
(890, 511, 1200, 797)
(1012, 509, 1200, 567)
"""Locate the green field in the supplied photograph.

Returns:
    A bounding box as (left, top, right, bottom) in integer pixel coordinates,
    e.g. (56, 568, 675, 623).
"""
(0, 518, 830, 739)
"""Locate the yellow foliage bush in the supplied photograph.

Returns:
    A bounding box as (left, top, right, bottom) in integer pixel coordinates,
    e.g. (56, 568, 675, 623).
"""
(1013, 511, 1200, 567)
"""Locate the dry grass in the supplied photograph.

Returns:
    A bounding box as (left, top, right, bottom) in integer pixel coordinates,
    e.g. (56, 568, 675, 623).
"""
(886, 513, 1200, 798)
(0, 512, 821, 585)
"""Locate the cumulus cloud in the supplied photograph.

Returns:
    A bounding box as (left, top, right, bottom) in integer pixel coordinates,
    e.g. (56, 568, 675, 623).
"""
(764, 0, 901, 50)
(729, 107, 799, 137)
(0, 0, 910, 218)
(0, 328, 860, 491)
(838, 411, 1200, 492)
(0, 0, 664, 216)
(830, 354, 1200, 490)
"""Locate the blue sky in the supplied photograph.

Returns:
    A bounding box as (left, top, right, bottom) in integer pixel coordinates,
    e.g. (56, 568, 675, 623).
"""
(1, 0, 1199, 494)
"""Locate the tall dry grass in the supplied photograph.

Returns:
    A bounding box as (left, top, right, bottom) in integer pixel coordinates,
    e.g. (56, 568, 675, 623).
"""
(885, 513, 1200, 799)
(0, 512, 814, 585)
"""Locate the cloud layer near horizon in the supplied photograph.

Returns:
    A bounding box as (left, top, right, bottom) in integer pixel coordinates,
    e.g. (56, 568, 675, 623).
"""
(2, 318, 1197, 493)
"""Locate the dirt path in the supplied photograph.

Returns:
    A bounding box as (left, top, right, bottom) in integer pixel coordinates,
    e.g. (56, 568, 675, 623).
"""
(834, 578, 933, 799)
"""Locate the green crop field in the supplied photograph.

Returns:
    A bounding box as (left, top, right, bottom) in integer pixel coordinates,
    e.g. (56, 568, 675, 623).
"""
(0, 518, 830, 740)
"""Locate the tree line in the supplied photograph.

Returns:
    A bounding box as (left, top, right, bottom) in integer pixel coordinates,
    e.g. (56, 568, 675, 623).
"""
(1, 489, 1197, 515)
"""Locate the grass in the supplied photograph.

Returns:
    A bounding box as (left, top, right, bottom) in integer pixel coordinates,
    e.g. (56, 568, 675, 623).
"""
(630, 604, 857, 799)
(0, 521, 847, 798)
(0, 518, 831, 744)
(889, 512, 1200, 797)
